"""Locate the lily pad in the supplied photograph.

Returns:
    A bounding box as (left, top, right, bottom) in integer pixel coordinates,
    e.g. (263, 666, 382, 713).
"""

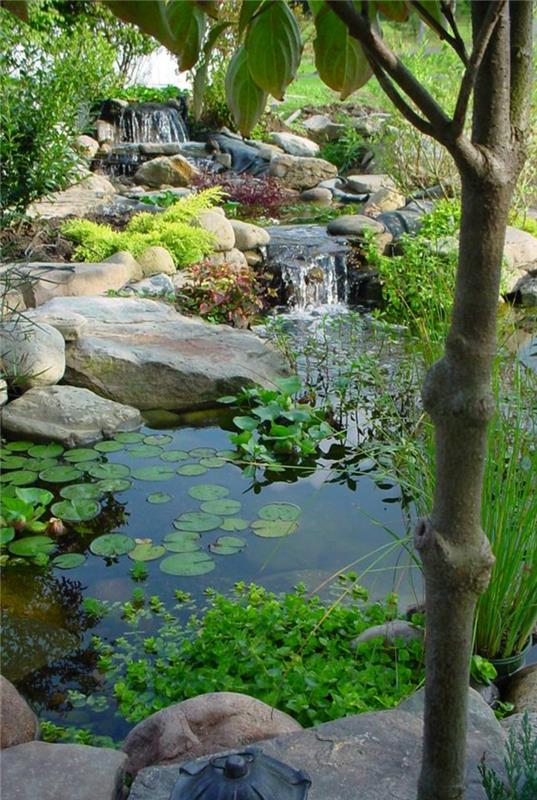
(173, 511, 222, 532)
(5, 441, 33, 452)
(188, 484, 229, 502)
(25, 458, 58, 472)
(209, 536, 246, 555)
(15, 487, 54, 506)
(0, 528, 15, 546)
(199, 457, 225, 468)
(64, 448, 100, 463)
(1, 456, 29, 469)
(90, 533, 135, 558)
(147, 492, 172, 504)
(163, 531, 201, 552)
(96, 478, 132, 493)
(60, 483, 103, 501)
(160, 450, 189, 462)
(39, 466, 83, 484)
(258, 503, 301, 522)
(201, 499, 242, 516)
(127, 445, 163, 458)
(252, 519, 299, 538)
(28, 443, 64, 458)
(2, 470, 39, 486)
(176, 464, 208, 477)
(52, 553, 86, 570)
(94, 440, 124, 453)
(131, 465, 175, 481)
(9, 535, 55, 556)
(189, 447, 216, 459)
(128, 543, 166, 561)
(160, 551, 215, 576)
(220, 517, 250, 532)
(87, 463, 130, 480)
(114, 432, 145, 444)
(216, 450, 237, 459)
(144, 434, 173, 445)
(51, 499, 101, 522)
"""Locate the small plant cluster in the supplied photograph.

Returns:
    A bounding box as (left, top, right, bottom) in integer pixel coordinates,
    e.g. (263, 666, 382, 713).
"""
(318, 126, 369, 173)
(176, 260, 263, 328)
(40, 720, 116, 750)
(109, 84, 185, 105)
(192, 171, 294, 220)
(480, 713, 537, 800)
(62, 188, 223, 267)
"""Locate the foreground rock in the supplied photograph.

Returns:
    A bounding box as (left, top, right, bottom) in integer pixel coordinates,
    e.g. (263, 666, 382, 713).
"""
(0, 741, 127, 800)
(269, 154, 338, 190)
(29, 297, 289, 410)
(1, 386, 142, 446)
(0, 320, 65, 388)
(129, 689, 506, 800)
(134, 154, 198, 188)
(27, 173, 116, 219)
(229, 220, 270, 251)
(502, 664, 537, 713)
(123, 691, 302, 775)
(0, 677, 39, 749)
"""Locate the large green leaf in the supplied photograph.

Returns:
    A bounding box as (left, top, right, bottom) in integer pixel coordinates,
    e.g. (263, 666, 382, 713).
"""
(90, 534, 135, 558)
(239, 0, 263, 35)
(52, 553, 86, 570)
(376, 1, 410, 22)
(225, 46, 268, 136)
(64, 448, 100, 463)
(51, 499, 101, 523)
(166, 0, 206, 70)
(163, 530, 201, 553)
(313, 6, 372, 99)
(60, 484, 103, 501)
(192, 61, 209, 120)
(128, 543, 166, 561)
(245, 0, 301, 100)
(39, 466, 82, 484)
(104, 1, 178, 53)
(160, 551, 215, 576)
(9, 535, 55, 556)
(15, 487, 54, 507)
(173, 511, 222, 532)
(1, 470, 38, 486)
(87, 463, 130, 480)
(413, 1, 444, 28)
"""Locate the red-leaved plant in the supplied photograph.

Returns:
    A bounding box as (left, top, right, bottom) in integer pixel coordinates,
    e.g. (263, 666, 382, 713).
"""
(191, 170, 295, 219)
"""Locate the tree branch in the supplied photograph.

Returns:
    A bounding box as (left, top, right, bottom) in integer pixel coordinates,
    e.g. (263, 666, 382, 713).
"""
(509, 0, 534, 134)
(451, 0, 507, 138)
(439, 1, 469, 64)
(411, 1, 468, 64)
(368, 62, 435, 138)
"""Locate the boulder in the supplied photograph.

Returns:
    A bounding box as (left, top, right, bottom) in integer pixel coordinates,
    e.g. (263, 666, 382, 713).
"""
(197, 210, 235, 252)
(348, 113, 389, 137)
(139, 143, 187, 156)
(502, 664, 537, 713)
(75, 135, 99, 159)
(503, 226, 537, 268)
(122, 691, 303, 775)
(0, 320, 65, 389)
(501, 711, 537, 742)
(243, 250, 264, 267)
(0, 741, 127, 800)
(269, 154, 338, 190)
(27, 174, 116, 219)
(0, 378, 7, 407)
(134, 155, 199, 189)
(363, 186, 406, 216)
(229, 220, 270, 251)
(302, 114, 346, 142)
(0, 677, 39, 749)
(346, 174, 397, 194)
(517, 275, 537, 306)
(1, 385, 143, 447)
(95, 119, 116, 143)
(327, 214, 387, 237)
(103, 250, 143, 281)
(206, 248, 249, 270)
(352, 620, 424, 647)
(27, 297, 289, 410)
(299, 187, 333, 205)
(270, 132, 320, 158)
(127, 274, 175, 297)
(24, 311, 87, 341)
(137, 246, 176, 277)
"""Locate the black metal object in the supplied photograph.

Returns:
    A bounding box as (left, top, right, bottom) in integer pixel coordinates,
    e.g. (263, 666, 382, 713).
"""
(169, 746, 311, 799)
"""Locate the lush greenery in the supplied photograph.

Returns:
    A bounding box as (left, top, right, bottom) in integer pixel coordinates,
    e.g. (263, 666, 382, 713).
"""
(111, 84, 186, 105)
(62, 189, 223, 267)
(176, 260, 263, 327)
(480, 713, 537, 800)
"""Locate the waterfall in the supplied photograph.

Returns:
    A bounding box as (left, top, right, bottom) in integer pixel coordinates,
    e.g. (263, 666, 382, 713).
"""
(118, 104, 188, 144)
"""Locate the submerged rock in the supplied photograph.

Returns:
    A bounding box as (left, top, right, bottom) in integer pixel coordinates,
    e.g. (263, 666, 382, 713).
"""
(0, 677, 39, 749)
(0, 320, 65, 388)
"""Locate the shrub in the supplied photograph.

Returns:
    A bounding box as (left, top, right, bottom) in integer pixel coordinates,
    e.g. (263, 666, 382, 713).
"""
(176, 260, 263, 327)
(319, 127, 369, 173)
(480, 713, 537, 800)
(192, 171, 294, 219)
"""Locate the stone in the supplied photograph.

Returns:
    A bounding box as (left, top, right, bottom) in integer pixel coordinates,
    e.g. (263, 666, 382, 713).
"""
(327, 214, 387, 237)
(174, 141, 210, 158)
(348, 113, 389, 137)
(243, 250, 264, 267)
(103, 250, 143, 281)
(318, 177, 345, 191)
(1, 288, 26, 318)
(127, 273, 175, 297)
(346, 174, 397, 194)
(517, 275, 537, 306)
(75, 135, 99, 159)
(270, 132, 320, 158)
(269, 154, 338, 190)
(229, 220, 270, 251)
(502, 664, 537, 713)
(501, 711, 537, 742)
(95, 119, 116, 143)
(28, 297, 290, 410)
(302, 114, 346, 143)
(206, 248, 248, 270)
(0, 741, 127, 800)
(214, 152, 232, 169)
(0, 378, 7, 407)
(25, 310, 87, 341)
(0, 677, 39, 749)
(1, 385, 143, 447)
(352, 620, 424, 647)
(196, 210, 235, 252)
(299, 187, 333, 205)
(122, 691, 303, 775)
(140, 143, 186, 156)
(0, 320, 65, 388)
(503, 226, 537, 268)
(134, 155, 199, 189)
(27, 173, 117, 219)
(137, 246, 176, 278)
(363, 186, 406, 216)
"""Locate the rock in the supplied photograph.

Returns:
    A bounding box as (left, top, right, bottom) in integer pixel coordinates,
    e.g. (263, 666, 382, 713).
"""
(127, 274, 175, 297)
(196, 210, 235, 252)
(28, 297, 289, 410)
(140, 143, 187, 156)
(327, 214, 387, 237)
(299, 187, 333, 205)
(363, 186, 406, 216)
(249, 141, 284, 161)
(0, 320, 65, 389)
(516, 275, 537, 306)
(27, 173, 117, 219)
(346, 174, 397, 194)
(502, 664, 537, 713)
(318, 177, 345, 191)
(352, 620, 424, 647)
(134, 155, 199, 189)
(0, 741, 127, 800)
(243, 250, 264, 267)
(501, 711, 537, 742)
(122, 691, 303, 775)
(103, 250, 143, 280)
(1, 288, 26, 318)
(95, 119, 116, 143)
(215, 152, 232, 169)
(75, 135, 99, 159)
(302, 114, 346, 143)
(1, 385, 142, 446)
(229, 220, 270, 251)
(174, 141, 210, 158)
(269, 154, 338, 190)
(0, 677, 39, 749)
(25, 311, 87, 341)
(206, 248, 248, 270)
(348, 113, 389, 137)
(0, 378, 7, 407)
(503, 226, 537, 268)
(137, 246, 176, 277)
(270, 132, 320, 158)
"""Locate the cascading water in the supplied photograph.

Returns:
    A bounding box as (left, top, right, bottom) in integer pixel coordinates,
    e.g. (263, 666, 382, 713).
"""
(118, 103, 188, 144)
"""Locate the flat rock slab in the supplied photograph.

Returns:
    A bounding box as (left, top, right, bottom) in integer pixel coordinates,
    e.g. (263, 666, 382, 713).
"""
(1, 385, 142, 446)
(0, 741, 127, 800)
(29, 297, 289, 411)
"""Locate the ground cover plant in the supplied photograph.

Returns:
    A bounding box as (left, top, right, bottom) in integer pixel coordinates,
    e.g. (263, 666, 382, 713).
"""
(480, 713, 537, 800)
(192, 171, 295, 220)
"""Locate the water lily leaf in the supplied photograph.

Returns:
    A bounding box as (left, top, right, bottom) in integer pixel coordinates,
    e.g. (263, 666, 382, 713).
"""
(147, 492, 172, 504)
(252, 519, 298, 538)
(1, 455, 29, 469)
(199, 457, 225, 468)
(96, 478, 132, 493)
(127, 445, 163, 458)
(64, 448, 100, 463)
(60, 483, 103, 501)
(209, 535, 246, 555)
(52, 553, 86, 569)
(176, 464, 208, 476)
(258, 502, 301, 521)
(25, 458, 58, 472)
(51, 499, 101, 522)
(220, 517, 250, 532)
(2, 470, 39, 486)
(216, 450, 237, 459)
(131, 466, 175, 481)
(0, 528, 15, 546)
(233, 416, 258, 431)
(5, 441, 33, 451)
(114, 432, 145, 444)
(160, 551, 215, 576)
(94, 440, 124, 453)
(38, 466, 81, 483)
(15, 487, 54, 506)
(160, 450, 189, 462)
(87, 463, 130, 480)
(164, 530, 201, 552)
(28, 443, 64, 458)
(90, 533, 135, 557)
(188, 484, 229, 501)
(173, 511, 222, 532)
(189, 447, 216, 459)
(201, 499, 241, 516)
(144, 434, 173, 445)
(128, 543, 166, 561)
(9, 535, 55, 556)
